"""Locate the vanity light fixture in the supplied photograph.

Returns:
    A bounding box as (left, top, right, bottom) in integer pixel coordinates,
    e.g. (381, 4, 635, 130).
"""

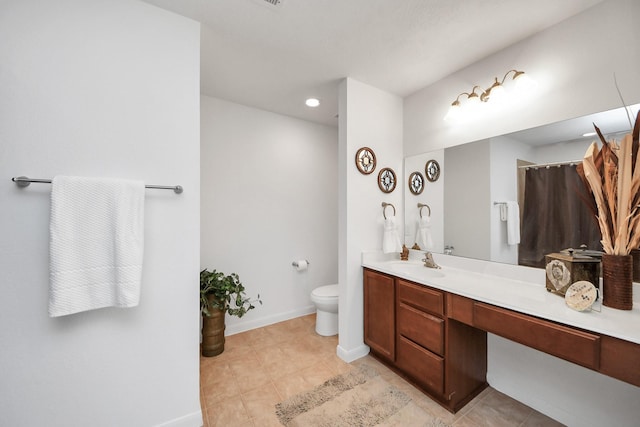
(305, 98, 320, 107)
(444, 69, 535, 121)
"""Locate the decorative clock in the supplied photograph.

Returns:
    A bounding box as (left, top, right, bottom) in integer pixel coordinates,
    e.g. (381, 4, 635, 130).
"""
(355, 147, 376, 175)
(408, 172, 424, 195)
(425, 159, 441, 182)
(378, 167, 396, 193)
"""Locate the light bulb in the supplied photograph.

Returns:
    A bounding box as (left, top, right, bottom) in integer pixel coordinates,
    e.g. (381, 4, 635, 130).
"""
(487, 84, 506, 104)
(444, 101, 462, 121)
(513, 73, 536, 94)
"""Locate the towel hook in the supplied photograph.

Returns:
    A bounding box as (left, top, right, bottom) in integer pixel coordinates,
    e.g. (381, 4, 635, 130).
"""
(418, 203, 431, 218)
(381, 202, 396, 219)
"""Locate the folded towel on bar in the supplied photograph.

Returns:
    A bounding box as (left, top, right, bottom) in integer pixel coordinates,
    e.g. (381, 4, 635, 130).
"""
(415, 215, 433, 250)
(506, 201, 520, 246)
(382, 215, 402, 254)
(49, 176, 145, 317)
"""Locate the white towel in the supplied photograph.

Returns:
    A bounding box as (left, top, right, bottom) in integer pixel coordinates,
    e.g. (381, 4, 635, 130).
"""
(506, 201, 520, 245)
(382, 216, 402, 254)
(415, 215, 433, 250)
(49, 176, 145, 317)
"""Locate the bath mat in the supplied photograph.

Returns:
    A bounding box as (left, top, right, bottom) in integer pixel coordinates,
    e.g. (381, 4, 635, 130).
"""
(275, 365, 451, 426)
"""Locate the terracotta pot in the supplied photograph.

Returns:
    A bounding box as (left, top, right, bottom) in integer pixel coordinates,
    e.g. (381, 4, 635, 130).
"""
(602, 254, 633, 310)
(201, 295, 226, 357)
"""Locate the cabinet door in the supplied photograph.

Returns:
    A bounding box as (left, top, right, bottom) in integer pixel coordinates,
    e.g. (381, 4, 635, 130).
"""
(364, 269, 395, 361)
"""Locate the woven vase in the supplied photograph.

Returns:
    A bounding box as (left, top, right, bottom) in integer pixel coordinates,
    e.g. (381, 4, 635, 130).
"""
(602, 254, 633, 310)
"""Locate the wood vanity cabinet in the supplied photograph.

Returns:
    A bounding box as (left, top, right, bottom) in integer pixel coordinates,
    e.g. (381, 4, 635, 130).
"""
(363, 269, 488, 413)
(364, 267, 640, 412)
(363, 268, 395, 362)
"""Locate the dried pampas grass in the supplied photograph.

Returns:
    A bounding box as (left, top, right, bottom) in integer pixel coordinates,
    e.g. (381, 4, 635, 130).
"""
(577, 111, 640, 255)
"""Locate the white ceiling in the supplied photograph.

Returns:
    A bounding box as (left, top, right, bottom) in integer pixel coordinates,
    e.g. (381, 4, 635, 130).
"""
(142, 0, 603, 127)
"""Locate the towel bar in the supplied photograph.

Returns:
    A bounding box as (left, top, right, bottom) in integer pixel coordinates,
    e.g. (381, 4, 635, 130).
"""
(11, 176, 183, 194)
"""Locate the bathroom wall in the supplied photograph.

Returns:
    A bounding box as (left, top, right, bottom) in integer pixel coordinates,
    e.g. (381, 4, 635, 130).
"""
(403, 149, 444, 253)
(338, 78, 403, 361)
(404, 0, 640, 157)
(200, 95, 339, 335)
(402, 0, 640, 425)
(443, 140, 491, 260)
(488, 135, 532, 264)
(0, 1, 201, 426)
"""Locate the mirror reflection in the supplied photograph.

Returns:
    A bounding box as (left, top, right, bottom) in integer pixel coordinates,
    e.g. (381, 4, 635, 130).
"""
(404, 103, 640, 266)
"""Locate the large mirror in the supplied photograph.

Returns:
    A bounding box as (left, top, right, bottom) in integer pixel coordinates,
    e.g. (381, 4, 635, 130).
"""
(404, 103, 640, 265)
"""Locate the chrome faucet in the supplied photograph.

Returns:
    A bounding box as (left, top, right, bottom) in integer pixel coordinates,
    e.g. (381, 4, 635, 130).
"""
(422, 252, 441, 269)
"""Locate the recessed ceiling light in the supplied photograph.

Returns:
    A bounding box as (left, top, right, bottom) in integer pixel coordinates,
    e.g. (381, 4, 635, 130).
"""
(305, 98, 320, 108)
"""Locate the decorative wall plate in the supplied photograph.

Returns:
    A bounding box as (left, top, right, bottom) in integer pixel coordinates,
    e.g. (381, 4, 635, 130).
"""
(355, 147, 376, 175)
(408, 172, 424, 195)
(425, 159, 441, 182)
(378, 167, 397, 193)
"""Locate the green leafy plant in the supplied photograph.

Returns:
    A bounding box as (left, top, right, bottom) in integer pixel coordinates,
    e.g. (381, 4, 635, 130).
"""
(200, 269, 261, 318)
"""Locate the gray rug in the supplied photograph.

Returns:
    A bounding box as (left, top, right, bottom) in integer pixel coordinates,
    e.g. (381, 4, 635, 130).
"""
(275, 365, 451, 427)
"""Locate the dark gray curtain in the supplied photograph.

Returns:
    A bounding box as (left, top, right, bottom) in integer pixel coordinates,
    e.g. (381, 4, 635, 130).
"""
(518, 164, 602, 268)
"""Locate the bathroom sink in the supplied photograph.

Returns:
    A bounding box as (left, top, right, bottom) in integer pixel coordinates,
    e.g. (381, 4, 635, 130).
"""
(388, 262, 445, 279)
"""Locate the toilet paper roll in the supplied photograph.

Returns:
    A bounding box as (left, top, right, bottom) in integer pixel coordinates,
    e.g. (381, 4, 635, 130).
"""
(293, 260, 308, 271)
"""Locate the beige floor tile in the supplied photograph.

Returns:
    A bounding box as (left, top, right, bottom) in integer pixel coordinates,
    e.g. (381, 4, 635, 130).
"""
(462, 389, 533, 427)
(201, 380, 243, 407)
(206, 395, 250, 426)
(253, 344, 286, 367)
(263, 353, 305, 378)
(251, 411, 285, 427)
(200, 362, 236, 389)
(272, 372, 314, 400)
(235, 366, 274, 394)
(322, 352, 353, 375)
(298, 361, 338, 387)
(200, 314, 560, 427)
(240, 382, 282, 419)
(521, 410, 565, 426)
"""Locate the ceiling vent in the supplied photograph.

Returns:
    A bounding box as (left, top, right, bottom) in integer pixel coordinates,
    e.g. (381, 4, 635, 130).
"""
(248, 0, 285, 12)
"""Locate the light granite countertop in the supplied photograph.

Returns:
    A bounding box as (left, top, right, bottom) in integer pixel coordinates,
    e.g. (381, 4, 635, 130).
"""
(362, 250, 640, 345)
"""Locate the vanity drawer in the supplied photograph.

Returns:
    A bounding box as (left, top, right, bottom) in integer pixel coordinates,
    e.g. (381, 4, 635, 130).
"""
(396, 279, 444, 317)
(397, 302, 444, 356)
(397, 335, 444, 395)
(474, 302, 601, 370)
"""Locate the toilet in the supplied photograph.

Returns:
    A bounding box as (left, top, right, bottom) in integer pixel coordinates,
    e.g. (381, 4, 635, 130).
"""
(310, 284, 339, 336)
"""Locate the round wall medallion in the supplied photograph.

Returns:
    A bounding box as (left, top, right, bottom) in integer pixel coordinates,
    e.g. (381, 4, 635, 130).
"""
(408, 172, 424, 195)
(425, 159, 441, 182)
(378, 167, 397, 193)
(355, 147, 376, 175)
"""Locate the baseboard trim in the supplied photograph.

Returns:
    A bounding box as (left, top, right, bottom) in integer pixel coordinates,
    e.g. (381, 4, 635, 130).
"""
(336, 343, 370, 363)
(225, 305, 316, 336)
(154, 410, 203, 427)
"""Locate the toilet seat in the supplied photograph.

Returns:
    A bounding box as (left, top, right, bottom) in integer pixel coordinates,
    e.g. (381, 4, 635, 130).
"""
(311, 284, 338, 300)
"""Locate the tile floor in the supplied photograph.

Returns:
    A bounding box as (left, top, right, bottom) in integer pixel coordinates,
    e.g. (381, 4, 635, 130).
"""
(200, 314, 564, 426)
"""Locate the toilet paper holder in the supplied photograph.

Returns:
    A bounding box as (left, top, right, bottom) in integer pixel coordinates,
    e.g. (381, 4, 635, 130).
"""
(292, 260, 310, 268)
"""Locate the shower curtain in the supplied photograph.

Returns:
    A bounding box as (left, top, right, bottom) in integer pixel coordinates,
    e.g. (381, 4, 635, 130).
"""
(518, 163, 602, 268)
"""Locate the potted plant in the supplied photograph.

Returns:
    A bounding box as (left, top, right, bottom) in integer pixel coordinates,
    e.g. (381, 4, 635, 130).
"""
(200, 268, 261, 357)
